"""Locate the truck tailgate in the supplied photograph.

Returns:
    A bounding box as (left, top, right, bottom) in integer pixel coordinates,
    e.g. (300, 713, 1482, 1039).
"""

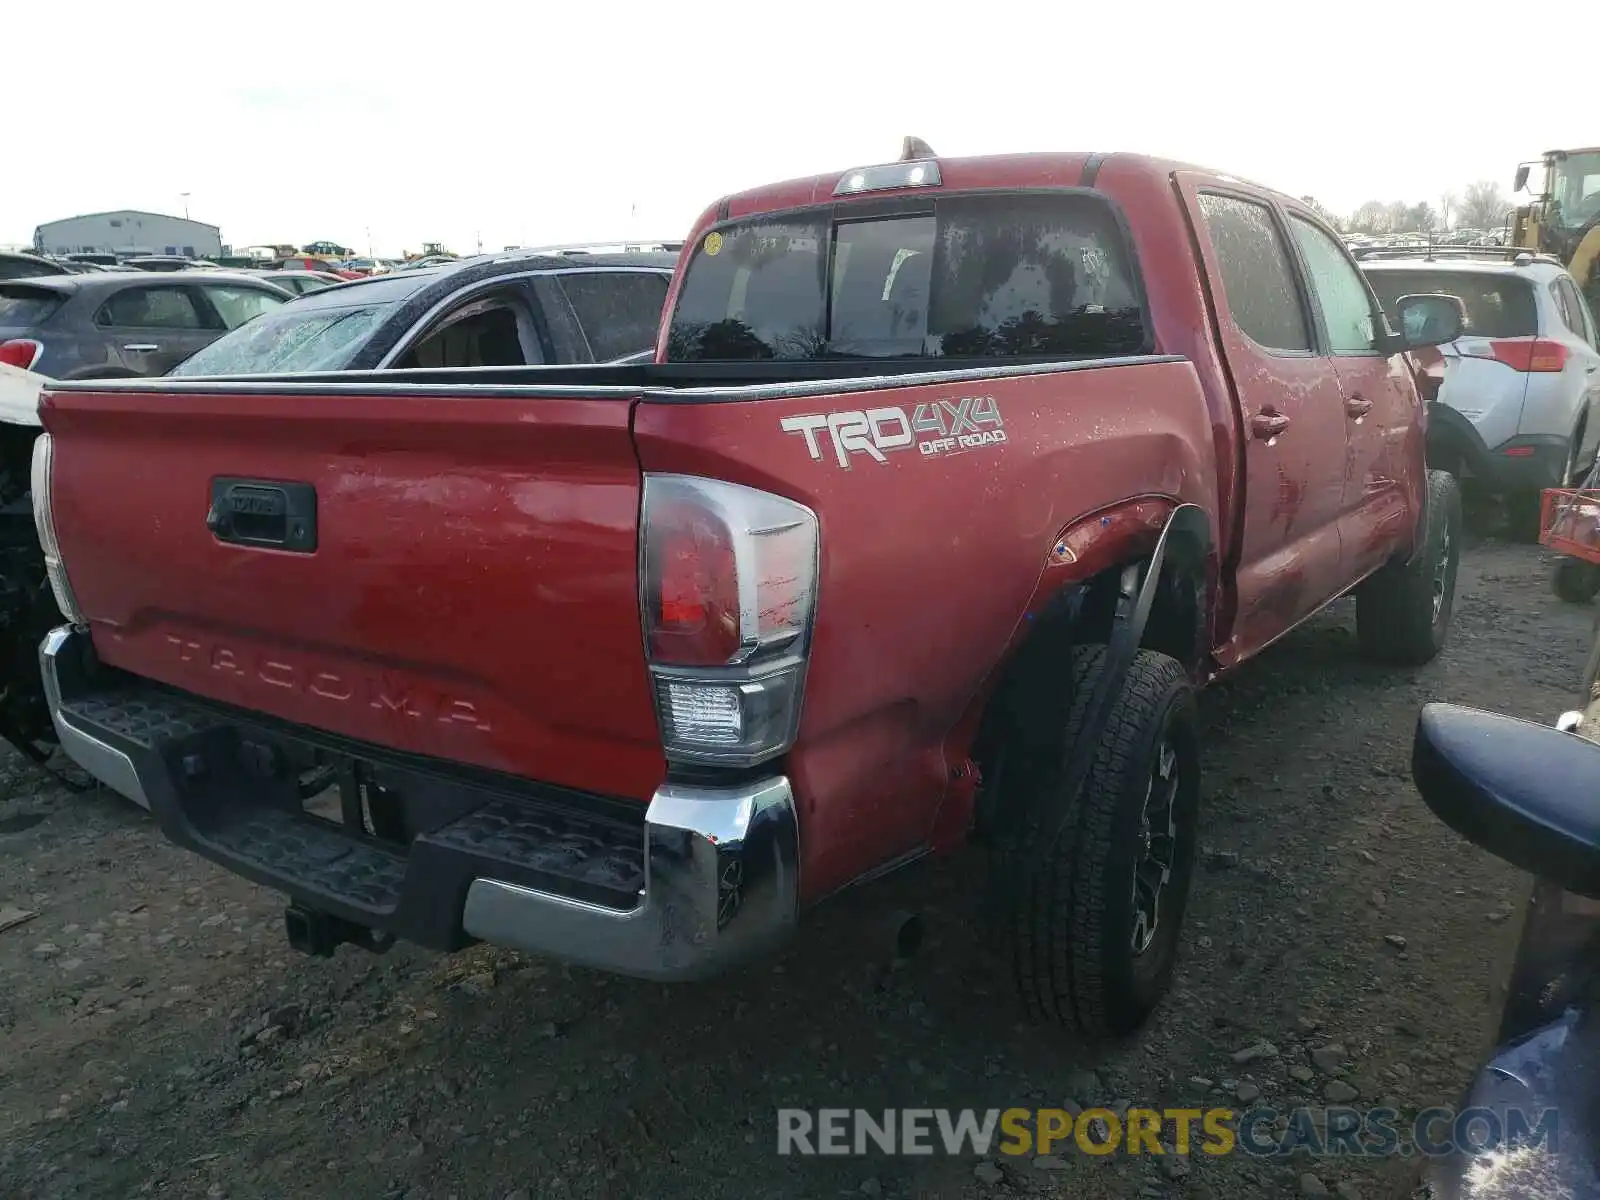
(41, 384, 664, 801)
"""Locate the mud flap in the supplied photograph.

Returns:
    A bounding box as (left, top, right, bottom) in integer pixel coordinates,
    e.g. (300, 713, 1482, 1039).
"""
(1021, 502, 1209, 874)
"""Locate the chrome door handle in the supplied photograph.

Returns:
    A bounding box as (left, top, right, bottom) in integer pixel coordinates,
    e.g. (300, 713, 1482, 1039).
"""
(122, 343, 159, 352)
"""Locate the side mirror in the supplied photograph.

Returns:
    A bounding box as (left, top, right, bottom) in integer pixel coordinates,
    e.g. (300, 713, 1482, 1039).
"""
(1392, 292, 1466, 350)
(1514, 164, 1531, 193)
(1412, 703, 1600, 898)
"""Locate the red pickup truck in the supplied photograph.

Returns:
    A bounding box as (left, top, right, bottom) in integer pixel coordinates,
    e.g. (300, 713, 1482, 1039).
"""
(33, 146, 1466, 1037)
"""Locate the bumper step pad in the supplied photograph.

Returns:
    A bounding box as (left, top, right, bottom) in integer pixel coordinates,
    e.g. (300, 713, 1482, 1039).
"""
(205, 808, 408, 911)
(52, 681, 644, 929)
(42, 626, 798, 979)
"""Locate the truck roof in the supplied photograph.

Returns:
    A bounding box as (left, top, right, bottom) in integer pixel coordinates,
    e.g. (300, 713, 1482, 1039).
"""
(715, 151, 1295, 220)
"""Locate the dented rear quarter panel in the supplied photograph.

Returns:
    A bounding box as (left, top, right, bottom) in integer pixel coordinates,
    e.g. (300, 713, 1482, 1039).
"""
(633, 360, 1218, 898)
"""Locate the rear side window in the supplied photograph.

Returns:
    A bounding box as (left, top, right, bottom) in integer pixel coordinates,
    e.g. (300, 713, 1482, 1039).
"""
(96, 285, 207, 330)
(1552, 277, 1596, 347)
(169, 305, 387, 375)
(201, 284, 286, 330)
(1362, 270, 1537, 339)
(0, 286, 65, 326)
(1287, 216, 1377, 353)
(558, 271, 670, 361)
(666, 193, 1147, 361)
(1196, 194, 1310, 352)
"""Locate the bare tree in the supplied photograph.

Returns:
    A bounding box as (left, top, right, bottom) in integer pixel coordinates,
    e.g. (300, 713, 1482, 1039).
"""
(1439, 192, 1456, 232)
(1458, 181, 1512, 230)
(1350, 201, 1391, 234)
(1405, 203, 1439, 233)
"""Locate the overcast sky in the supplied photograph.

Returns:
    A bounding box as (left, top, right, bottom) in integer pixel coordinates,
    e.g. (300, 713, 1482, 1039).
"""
(10, 0, 1591, 256)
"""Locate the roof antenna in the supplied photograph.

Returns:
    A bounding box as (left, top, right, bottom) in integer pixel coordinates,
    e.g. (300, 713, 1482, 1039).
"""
(901, 136, 937, 161)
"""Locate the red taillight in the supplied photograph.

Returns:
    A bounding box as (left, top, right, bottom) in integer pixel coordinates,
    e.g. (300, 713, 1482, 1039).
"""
(0, 339, 42, 371)
(640, 475, 819, 766)
(1463, 337, 1570, 374)
(649, 501, 741, 666)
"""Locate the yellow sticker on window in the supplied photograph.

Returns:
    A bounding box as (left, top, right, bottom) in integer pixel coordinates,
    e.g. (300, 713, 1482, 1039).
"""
(703, 232, 723, 256)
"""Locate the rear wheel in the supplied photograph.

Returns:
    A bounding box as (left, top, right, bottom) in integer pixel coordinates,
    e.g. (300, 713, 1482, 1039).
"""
(1553, 557, 1600, 605)
(1007, 645, 1200, 1037)
(1357, 469, 1462, 665)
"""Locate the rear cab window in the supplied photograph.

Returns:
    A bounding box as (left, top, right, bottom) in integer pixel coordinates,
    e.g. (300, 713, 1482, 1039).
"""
(665, 193, 1148, 362)
(1363, 270, 1537, 339)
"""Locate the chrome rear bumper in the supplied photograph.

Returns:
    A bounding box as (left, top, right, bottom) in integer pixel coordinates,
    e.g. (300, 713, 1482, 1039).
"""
(41, 624, 799, 981)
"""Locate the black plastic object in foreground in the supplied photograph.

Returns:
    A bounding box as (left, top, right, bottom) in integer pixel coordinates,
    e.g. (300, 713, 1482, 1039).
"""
(1412, 702, 1600, 897)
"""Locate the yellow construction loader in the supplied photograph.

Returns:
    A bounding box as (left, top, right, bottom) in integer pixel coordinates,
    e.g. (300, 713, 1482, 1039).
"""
(1512, 148, 1600, 309)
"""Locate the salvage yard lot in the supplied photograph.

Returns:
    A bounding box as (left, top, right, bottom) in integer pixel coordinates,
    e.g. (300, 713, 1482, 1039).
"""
(0, 539, 1586, 1200)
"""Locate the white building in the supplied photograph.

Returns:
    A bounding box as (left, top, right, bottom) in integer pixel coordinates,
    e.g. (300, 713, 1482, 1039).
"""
(32, 210, 223, 258)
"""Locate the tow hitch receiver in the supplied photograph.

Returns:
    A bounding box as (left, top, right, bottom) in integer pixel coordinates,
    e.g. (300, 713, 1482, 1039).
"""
(284, 904, 395, 958)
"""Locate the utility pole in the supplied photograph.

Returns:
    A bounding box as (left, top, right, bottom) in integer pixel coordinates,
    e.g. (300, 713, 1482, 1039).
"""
(180, 192, 191, 219)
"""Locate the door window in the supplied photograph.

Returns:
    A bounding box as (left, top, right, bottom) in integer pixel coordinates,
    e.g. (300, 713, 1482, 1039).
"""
(95, 285, 206, 329)
(1288, 216, 1377, 354)
(1196, 194, 1310, 353)
(201, 284, 287, 330)
(557, 271, 670, 361)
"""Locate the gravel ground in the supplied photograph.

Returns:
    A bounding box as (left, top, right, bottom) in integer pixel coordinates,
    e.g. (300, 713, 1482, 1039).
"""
(1, 538, 1591, 1200)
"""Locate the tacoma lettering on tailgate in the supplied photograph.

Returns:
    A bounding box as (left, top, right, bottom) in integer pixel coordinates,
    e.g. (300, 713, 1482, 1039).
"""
(163, 635, 492, 731)
(780, 396, 1005, 468)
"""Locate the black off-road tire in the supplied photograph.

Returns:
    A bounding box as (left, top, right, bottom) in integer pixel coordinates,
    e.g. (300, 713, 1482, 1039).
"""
(1553, 557, 1600, 605)
(1010, 645, 1201, 1038)
(1356, 469, 1462, 665)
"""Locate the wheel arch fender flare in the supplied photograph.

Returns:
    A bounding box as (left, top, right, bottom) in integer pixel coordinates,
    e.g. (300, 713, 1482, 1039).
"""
(1019, 502, 1210, 869)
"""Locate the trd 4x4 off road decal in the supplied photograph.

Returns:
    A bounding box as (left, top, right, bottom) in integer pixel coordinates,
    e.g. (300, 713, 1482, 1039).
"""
(780, 396, 1005, 468)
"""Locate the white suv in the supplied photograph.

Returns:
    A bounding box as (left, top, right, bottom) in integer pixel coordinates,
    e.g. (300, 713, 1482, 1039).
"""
(1361, 250, 1600, 527)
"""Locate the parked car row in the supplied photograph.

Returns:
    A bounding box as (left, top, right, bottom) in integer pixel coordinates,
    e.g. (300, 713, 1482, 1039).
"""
(0, 271, 295, 379)
(0, 246, 677, 385)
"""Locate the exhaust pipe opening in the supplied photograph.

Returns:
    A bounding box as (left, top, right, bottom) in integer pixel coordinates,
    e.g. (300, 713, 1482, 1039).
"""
(886, 909, 924, 961)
